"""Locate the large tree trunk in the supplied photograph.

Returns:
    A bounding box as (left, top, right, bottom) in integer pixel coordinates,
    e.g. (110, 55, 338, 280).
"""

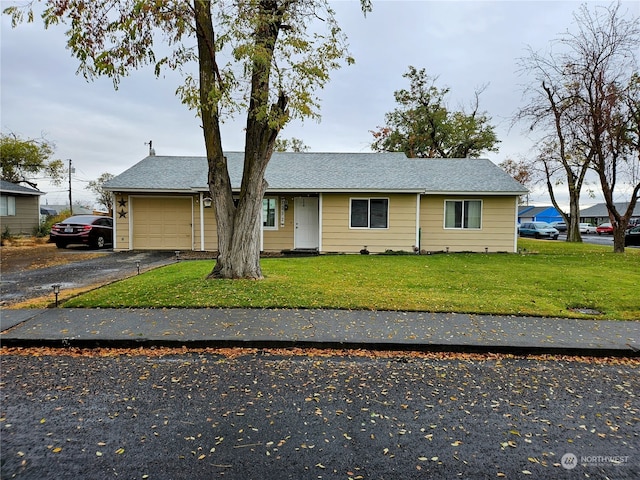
(565, 193, 582, 242)
(195, 0, 286, 279)
(612, 225, 627, 253)
(599, 181, 639, 253)
(195, 0, 244, 279)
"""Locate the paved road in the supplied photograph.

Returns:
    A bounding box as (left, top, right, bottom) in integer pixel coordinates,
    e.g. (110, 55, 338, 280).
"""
(1, 351, 638, 480)
(557, 233, 614, 246)
(0, 250, 175, 305)
(556, 233, 640, 248)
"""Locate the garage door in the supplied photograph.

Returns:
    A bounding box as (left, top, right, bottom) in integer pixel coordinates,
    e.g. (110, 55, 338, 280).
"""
(132, 197, 192, 250)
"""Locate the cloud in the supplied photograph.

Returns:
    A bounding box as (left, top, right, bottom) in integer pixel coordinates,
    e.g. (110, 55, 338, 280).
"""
(2, 0, 637, 208)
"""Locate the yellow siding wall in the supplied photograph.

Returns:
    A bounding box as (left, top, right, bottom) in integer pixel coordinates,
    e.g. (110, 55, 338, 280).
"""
(322, 193, 418, 253)
(193, 203, 201, 251)
(113, 192, 518, 254)
(263, 195, 295, 252)
(200, 196, 294, 252)
(198, 202, 217, 251)
(419, 195, 517, 252)
(113, 194, 130, 251)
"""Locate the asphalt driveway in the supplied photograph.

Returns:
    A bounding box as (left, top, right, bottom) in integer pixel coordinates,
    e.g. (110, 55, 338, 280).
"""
(0, 249, 176, 306)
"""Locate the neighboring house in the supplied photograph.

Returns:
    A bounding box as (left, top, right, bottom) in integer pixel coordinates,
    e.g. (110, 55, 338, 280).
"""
(41, 204, 94, 216)
(580, 202, 640, 226)
(518, 205, 563, 225)
(0, 180, 44, 235)
(104, 152, 528, 254)
(40, 206, 58, 217)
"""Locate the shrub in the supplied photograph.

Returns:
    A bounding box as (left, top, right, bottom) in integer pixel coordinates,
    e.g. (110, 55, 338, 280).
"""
(1, 225, 13, 244)
(33, 223, 49, 238)
(38, 209, 72, 238)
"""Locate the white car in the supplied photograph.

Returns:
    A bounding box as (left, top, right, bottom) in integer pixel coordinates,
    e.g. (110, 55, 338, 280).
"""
(579, 223, 597, 234)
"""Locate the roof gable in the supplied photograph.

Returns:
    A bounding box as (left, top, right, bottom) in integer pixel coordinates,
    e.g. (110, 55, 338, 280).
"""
(105, 153, 528, 195)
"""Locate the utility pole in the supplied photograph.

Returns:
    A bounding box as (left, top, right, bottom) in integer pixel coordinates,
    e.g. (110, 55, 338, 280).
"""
(68, 159, 74, 215)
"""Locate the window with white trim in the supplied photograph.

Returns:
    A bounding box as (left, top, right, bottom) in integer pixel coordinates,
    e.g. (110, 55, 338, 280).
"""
(0, 196, 16, 217)
(262, 197, 277, 229)
(350, 198, 389, 229)
(444, 200, 482, 229)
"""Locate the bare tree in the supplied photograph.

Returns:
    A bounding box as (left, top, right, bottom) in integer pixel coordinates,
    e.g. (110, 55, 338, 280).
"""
(86, 172, 115, 213)
(498, 157, 534, 205)
(569, 4, 640, 252)
(516, 2, 639, 250)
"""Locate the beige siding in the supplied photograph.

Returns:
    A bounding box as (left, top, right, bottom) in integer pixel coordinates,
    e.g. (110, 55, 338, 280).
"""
(202, 204, 218, 251)
(1, 195, 39, 235)
(196, 196, 296, 252)
(193, 202, 201, 251)
(113, 195, 130, 251)
(322, 193, 417, 253)
(419, 195, 518, 252)
(111, 192, 518, 254)
(263, 195, 295, 252)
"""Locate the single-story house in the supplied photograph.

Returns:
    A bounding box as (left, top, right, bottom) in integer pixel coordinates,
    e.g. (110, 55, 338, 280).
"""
(104, 152, 528, 254)
(0, 179, 44, 235)
(518, 205, 563, 225)
(580, 202, 640, 226)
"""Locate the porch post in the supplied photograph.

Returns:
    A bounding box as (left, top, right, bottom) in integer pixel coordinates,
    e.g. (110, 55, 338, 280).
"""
(415, 194, 421, 251)
(318, 193, 323, 253)
(200, 192, 205, 251)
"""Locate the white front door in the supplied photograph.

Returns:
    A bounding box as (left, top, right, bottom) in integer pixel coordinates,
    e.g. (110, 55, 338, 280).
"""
(294, 197, 319, 249)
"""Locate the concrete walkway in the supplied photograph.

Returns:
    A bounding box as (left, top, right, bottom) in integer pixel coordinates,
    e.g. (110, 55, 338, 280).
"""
(1, 308, 638, 356)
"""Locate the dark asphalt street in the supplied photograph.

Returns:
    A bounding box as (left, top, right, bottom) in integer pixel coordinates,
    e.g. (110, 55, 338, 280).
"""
(1, 351, 638, 480)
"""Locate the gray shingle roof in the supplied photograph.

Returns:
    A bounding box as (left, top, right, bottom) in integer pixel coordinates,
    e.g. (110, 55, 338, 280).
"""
(580, 202, 640, 217)
(105, 152, 528, 195)
(0, 179, 44, 196)
(518, 206, 558, 216)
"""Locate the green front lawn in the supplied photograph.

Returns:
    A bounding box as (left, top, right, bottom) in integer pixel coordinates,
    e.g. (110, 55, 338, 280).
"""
(64, 239, 640, 320)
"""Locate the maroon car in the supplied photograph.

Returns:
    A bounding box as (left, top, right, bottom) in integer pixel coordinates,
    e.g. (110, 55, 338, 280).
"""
(50, 215, 113, 249)
(596, 222, 613, 235)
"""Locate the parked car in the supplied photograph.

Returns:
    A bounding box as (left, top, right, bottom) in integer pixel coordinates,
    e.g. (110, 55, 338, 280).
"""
(596, 222, 614, 235)
(579, 223, 597, 234)
(624, 226, 640, 246)
(551, 221, 567, 232)
(50, 215, 113, 249)
(518, 222, 559, 240)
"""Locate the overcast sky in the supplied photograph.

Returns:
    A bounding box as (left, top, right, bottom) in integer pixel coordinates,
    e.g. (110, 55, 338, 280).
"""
(2, 0, 638, 208)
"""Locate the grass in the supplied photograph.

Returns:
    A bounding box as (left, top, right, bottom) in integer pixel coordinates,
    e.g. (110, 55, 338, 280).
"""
(63, 239, 640, 320)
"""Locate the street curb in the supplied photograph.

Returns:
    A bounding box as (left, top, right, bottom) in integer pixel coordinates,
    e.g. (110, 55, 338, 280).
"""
(2, 337, 638, 358)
